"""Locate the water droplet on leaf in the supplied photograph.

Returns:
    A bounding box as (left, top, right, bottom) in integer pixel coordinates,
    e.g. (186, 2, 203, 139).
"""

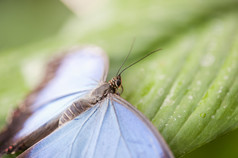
(200, 113, 206, 118)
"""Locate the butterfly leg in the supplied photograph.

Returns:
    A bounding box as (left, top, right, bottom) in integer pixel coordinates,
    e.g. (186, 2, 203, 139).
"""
(116, 85, 123, 96)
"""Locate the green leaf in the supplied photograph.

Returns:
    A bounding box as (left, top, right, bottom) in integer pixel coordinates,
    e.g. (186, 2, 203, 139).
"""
(0, 0, 238, 157)
(123, 12, 238, 156)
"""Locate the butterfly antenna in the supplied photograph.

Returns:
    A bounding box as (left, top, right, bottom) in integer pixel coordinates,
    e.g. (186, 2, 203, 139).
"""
(118, 48, 162, 76)
(116, 39, 136, 76)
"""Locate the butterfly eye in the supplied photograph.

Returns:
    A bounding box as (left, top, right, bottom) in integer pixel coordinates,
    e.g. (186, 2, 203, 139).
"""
(116, 80, 121, 87)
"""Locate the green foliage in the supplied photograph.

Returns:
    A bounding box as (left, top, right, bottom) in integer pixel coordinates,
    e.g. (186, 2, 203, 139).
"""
(0, 0, 238, 157)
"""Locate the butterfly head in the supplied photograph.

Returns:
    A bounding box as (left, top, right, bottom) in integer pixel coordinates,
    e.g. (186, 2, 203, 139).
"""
(108, 75, 122, 94)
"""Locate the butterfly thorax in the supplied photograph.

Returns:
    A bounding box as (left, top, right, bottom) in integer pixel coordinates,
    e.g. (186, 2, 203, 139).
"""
(90, 75, 122, 101)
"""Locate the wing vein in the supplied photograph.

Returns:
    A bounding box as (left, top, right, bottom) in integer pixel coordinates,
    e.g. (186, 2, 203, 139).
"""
(91, 99, 110, 158)
(68, 105, 99, 157)
(110, 98, 133, 158)
(113, 136, 122, 158)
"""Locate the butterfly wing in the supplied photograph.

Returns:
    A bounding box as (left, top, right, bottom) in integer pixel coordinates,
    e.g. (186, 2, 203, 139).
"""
(110, 94, 173, 158)
(19, 94, 173, 158)
(32, 46, 108, 109)
(0, 46, 108, 152)
(15, 46, 109, 138)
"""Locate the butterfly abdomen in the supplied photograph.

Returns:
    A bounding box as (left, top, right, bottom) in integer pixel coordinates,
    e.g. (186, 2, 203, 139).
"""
(59, 99, 93, 126)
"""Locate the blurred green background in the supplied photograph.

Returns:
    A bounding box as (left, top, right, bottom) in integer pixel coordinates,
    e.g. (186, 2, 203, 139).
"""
(0, 0, 238, 157)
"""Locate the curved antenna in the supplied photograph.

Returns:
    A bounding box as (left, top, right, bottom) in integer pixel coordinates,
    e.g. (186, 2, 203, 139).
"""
(118, 48, 162, 76)
(116, 39, 136, 76)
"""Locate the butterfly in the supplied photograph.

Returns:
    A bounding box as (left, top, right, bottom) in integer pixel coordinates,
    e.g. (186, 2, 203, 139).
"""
(0, 46, 174, 158)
